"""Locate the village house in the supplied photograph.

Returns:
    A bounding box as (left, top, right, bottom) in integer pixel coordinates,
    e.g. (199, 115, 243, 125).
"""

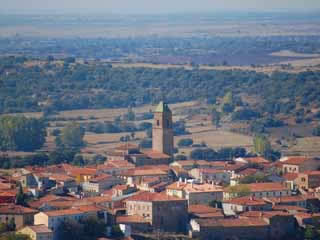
(239, 211, 297, 240)
(67, 167, 97, 184)
(82, 173, 121, 194)
(97, 160, 135, 176)
(48, 174, 78, 193)
(124, 191, 188, 232)
(222, 196, 272, 216)
(135, 176, 171, 193)
(34, 205, 105, 239)
(282, 172, 298, 191)
(295, 171, 320, 190)
(281, 156, 320, 174)
(189, 168, 231, 184)
(189, 218, 270, 240)
(17, 224, 53, 240)
(28, 195, 77, 212)
(120, 165, 171, 185)
(230, 168, 260, 186)
(224, 182, 291, 200)
(166, 180, 223, 205)
(0, 204, 38, 229)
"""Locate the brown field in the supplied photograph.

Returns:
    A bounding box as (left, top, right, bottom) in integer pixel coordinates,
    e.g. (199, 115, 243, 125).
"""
(283, 137, 320, 157)
(270, 50, 320, 58)
(110, 62, 320, 74)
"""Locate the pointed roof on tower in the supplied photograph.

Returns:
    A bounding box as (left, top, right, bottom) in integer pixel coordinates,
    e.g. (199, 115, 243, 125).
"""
(154, 101, 171, 113)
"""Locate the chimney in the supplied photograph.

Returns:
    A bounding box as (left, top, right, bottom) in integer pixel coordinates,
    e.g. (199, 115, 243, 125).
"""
(179, 177, 182, 183)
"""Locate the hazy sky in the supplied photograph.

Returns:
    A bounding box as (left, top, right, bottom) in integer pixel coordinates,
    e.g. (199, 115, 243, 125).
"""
(2, 0, 320, 14)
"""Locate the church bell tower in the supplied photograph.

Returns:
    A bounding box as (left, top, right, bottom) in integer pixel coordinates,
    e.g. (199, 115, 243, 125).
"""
(152, 101, 174, 157)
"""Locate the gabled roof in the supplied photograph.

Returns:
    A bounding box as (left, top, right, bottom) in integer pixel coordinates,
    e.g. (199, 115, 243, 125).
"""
(195, 218, 268, 227)
(143, 150, 171, 159)
(0, 204, 38, 215)
(22, 225, 52, 233)
(117, 215, 150, 224)
(125, 191, 185, 202)
(188, 204, 222, 214)
(224, 196, 269, 206)
(281, 156, 314, 165)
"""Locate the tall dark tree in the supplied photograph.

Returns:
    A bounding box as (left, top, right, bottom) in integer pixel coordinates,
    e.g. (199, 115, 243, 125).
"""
(0, 116, 46, 151)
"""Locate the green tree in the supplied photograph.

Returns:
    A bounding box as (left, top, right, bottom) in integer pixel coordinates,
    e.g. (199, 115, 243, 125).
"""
(16, 183, 27, 207)
(253, 135, 272, 159)
(0, 116, 46, 151)
(0, 233, 30, 240)
(57, 122, 85, 149)
(227, 185, 251, 198)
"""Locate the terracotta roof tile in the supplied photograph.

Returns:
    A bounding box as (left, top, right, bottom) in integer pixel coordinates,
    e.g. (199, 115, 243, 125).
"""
(283, 173, 298, 181)
(196, 218, 268, 227)
(125, 192, 185, 202)
(0, 204, 38, 214)
(188, 204, 222, 214)
(143, 150, 170, 159)
(282, 156, 314, 165)
(225, 196, 269, 206)
(117, 215, 150, 223)
(246, 182, 288, 192)
(24, 225, 52, 233)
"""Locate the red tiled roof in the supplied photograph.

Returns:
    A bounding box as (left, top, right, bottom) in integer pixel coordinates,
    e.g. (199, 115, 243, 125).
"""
(247, 182, 288, 192)
(83, 195, 112, 204)
(188, 204, 222, 214)
(43, 209, 83, 217)
(282, 156, 313, 165)
(240, 211, 292, 218)
(272, 205, 307, 212)
(68, 167, 97, 176)
(225, 196, 269, 206)
(196, 218, 268, 227)
(0, 204, 38, 214)
(117, 215, 150, 224)
(24, 225, 52, 233)
(0, 191, 16, 197)
(300, 171, 320, 176)
(143, 150, 170, 159)
(283, 173, 298, 181)
(125, 191, 185, 202)
(265, 195, 305, 204)
(89, 173, 112, 182)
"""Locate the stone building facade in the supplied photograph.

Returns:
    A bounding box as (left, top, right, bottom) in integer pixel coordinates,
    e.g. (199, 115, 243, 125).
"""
(152, 102, 174, 157)
(125, 192, 188, 233)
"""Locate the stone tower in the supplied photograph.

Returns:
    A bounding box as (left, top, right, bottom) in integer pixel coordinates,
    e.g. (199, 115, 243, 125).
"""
(152, 101, 174, 156)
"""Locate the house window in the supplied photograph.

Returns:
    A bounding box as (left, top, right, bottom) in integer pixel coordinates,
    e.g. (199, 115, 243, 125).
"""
(157, 120, 160, 126)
